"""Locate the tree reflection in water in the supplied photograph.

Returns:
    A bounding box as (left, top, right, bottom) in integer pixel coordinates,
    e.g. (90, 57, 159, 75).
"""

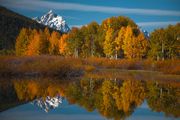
(0, 77, 179, 119)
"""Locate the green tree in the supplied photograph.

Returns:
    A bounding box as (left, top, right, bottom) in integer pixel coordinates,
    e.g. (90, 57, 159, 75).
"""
(85, 22, 99, 57)
(149, 23, 180, 60)
(67, 27, 83, 57)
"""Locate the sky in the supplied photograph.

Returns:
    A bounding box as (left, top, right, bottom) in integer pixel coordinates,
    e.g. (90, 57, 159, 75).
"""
(0, 0, 180, 32)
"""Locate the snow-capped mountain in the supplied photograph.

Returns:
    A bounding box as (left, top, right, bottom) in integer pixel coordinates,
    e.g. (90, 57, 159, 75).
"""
(31, 95, 63, 113)
(138, 27, 150, 39)
(33, 10, 70, 33)
(141, 29, 150, 39)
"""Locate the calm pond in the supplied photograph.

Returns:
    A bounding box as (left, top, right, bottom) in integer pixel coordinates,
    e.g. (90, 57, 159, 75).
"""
(0, 76, 179, 120)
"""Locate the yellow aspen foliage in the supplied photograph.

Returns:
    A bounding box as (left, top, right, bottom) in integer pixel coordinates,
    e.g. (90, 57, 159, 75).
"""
(135, 32, 148, 58)
(44, 27, 50, 40)
(114, 27, 126, 58)
(49, 31, 60, 55)
(27, 81, 38, 100)
(123, 26, 135, 59)
(123, 26, 148, 59)
(103, 28, 115, 58)
(59, 34, 69, 55)
(26, 29, 40, 55)
(112, 85, 123, 110)
(120, 80, 145, 113)
(101, 80, 113, 113)
(115, 27, 126, 51)
(15, 28, 31, 56)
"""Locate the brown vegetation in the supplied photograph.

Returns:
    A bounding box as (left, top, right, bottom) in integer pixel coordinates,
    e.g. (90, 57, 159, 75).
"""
(0, 56, 83, 77)
(0, 56, 179, 78)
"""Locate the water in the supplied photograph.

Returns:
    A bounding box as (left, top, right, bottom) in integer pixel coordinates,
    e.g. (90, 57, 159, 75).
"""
(0, 77, 179, 120)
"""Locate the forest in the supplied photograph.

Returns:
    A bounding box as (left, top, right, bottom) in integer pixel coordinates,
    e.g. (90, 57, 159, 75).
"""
(14, 16, 180, 60)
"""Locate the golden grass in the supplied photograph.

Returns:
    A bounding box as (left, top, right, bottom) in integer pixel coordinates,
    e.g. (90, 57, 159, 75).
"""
(0, 56, 179, 78)
(0, 55, 83, 77)
(84, 57, 180, 75)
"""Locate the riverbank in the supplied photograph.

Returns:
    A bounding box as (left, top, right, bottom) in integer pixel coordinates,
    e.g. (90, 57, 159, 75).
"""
(0, 56, 179, 78)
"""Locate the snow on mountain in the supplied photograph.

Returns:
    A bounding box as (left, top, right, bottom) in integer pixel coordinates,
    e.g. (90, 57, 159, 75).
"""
(138, 26, 150, 39)
(141, 29, 150, 38)
(33, 10, 70, 33)
(31, 95, 63, 113)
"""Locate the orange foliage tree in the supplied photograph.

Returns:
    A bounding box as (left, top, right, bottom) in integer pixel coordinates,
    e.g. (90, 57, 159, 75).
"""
(26, 29, 40, 55)
(59, 34, 69, 55)
(123, 26, 148, 59)
(49, 31, 60, 55)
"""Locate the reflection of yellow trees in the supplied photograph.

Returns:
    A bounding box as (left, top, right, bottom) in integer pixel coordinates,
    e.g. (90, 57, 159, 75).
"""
(99, 79, 145, 118)
(120, 80, 145, 112)
(13, 79, 65, 101)
(101, 80, 114, 116)
(147, 81, 180, 118)
(10, 78, 179, 119)
(14, 80, 29, 101)
(66, 79, 145, 119)
(66, 79, 99, 112)
(27, 81, 39, 100)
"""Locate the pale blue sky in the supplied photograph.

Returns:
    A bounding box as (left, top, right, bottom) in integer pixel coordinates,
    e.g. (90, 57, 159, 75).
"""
(0, 0, 180, 32)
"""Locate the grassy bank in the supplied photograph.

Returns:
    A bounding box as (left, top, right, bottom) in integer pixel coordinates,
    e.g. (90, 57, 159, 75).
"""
(0, 56, 179, 78)
(0, 56, 83, 78)
(83, 57, 180, 75)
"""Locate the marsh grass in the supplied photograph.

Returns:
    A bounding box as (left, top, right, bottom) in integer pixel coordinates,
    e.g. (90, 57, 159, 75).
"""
(84, 57, 180, 75)
(0, 56, 179, 78)
(0, 56, 83, 77)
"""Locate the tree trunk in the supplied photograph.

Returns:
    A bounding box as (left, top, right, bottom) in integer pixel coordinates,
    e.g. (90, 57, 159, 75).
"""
(162, 40, 164, 60)
(115, 50, 118, 60)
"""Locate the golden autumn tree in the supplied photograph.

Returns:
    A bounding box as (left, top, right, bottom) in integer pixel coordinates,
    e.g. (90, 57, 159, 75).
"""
(49, 31, 60, 55)
(103, 28, 115, 58)
(135, 32, 148, 58)
(123, 26, 148, 59)
(39, 29, 49, 54)
(15, 28, 31, 56)
(59, 34, 69, 55)
(114, 27, 126, 58)
(26, 29, 40, 55)
(44, 27, 50, 40)
(122, 26, 135, 59)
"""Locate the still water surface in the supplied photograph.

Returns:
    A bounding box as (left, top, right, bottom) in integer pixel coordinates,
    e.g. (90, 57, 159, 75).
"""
(0, 77, 179, 120)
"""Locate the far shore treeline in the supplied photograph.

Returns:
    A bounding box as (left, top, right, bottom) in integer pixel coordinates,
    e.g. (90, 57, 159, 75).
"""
(11, 16, 180, 60)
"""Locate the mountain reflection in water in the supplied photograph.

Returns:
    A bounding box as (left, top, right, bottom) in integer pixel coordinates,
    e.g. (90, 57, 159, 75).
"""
(0, 77, 179, 120)
(32, 95, 62, 113)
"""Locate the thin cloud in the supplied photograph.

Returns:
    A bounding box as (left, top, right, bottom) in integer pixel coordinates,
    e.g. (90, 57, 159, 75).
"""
(71, 21, 180, 28)
(1, 0, 180, 16)
(137, 21, 180, 27)
(69, 25, 84, 28)
(63, 16, 81, 21)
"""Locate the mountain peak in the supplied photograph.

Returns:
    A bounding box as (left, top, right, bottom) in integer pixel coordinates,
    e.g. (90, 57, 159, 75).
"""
(33, 10, 70, 33)
(32, 95, 62, 113)
(48, 9, 53, 14)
